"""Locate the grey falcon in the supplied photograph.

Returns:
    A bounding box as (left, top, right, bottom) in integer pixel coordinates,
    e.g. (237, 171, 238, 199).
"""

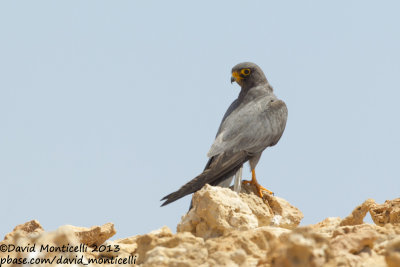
(161, 62, 288, 206)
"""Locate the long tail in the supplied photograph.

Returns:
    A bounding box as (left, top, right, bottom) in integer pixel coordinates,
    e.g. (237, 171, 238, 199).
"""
(160, 151, 249, 206)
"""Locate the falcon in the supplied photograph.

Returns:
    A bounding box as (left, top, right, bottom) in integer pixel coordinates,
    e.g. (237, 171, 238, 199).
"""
(161, 62, 288, 206)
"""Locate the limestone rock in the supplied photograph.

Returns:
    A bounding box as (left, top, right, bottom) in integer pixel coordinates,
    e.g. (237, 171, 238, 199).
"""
(177, 184, 259, 238)
(1, 223, 81, 267)
(330, 224, 385, 266)
(1, 221, 120, 267)
(339, 198, 400, 227)
(370, 198, 400, 226)
(263, 193, 303, 229)
(135, 225, 290, 266)
(340, 199, 375, 226)
(266, 227, 332, 267)
(115, 226, 209, 266)
(205, 226, 288, 266)
(70, 222, 116, 246)
(135, 228, 207, 267)
(385, 236, 400, 267)
(3, 219, 44, 240)
(177, 184, 303, 239)
(239, 186, 274, 227)
(1, 188, 400, 267)
(310, 217, 342, 238)
(240, 183, 304, 229)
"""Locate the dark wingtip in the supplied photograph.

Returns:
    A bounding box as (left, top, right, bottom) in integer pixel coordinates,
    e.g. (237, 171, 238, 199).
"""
(160, 192, 173, 201)
(160, 190, 183, 207)
(160, 193, 174, 206)
(161, 196, 176, 206)
(160, 200, 170, 207)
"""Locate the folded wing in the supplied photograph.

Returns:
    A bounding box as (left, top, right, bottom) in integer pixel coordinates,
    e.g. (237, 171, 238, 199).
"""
(208, 98, 288, 157)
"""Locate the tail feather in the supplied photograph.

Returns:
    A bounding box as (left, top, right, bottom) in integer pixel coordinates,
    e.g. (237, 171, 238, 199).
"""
(161, 151, 249, 206)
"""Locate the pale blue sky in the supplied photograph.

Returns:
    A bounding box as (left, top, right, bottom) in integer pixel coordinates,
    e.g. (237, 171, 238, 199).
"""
(1, 1, 399, 239)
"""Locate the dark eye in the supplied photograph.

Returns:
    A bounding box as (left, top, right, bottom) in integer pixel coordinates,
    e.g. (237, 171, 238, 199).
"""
(241, 68, 251, 76)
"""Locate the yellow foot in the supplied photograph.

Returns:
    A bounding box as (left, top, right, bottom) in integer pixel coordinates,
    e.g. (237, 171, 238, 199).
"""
(242, 169, 274, 197)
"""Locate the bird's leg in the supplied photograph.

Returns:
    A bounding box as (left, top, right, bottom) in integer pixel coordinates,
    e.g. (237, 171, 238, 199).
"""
(233, 166, 243, 193)
(242, 169, 274, 197)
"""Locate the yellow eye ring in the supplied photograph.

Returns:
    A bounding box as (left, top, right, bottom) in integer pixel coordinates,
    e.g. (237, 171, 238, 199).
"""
(241, 68, 251, 76)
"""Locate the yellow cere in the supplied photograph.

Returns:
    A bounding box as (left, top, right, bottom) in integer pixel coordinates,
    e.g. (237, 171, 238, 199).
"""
(232, 71, 242, 81)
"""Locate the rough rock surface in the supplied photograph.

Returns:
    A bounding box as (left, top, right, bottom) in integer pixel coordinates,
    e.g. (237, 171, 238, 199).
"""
(1, 185, 399, 266)
(177, 184, 303, 239)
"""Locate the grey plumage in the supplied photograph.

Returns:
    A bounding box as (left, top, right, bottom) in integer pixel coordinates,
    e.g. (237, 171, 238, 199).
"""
(161, 62, 287, 206)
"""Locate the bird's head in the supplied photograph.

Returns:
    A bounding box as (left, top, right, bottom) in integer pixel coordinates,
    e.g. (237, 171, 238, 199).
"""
(231, 62, 268, 88)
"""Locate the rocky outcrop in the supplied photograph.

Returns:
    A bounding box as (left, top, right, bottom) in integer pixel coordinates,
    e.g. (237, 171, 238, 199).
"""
(1, 185, 399, 266)
(177, 184, 302, 239)
(369, 198, 400, 226)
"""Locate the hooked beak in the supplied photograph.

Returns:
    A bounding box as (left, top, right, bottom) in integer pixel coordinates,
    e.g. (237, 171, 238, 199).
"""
(231, 71, 242, 84)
